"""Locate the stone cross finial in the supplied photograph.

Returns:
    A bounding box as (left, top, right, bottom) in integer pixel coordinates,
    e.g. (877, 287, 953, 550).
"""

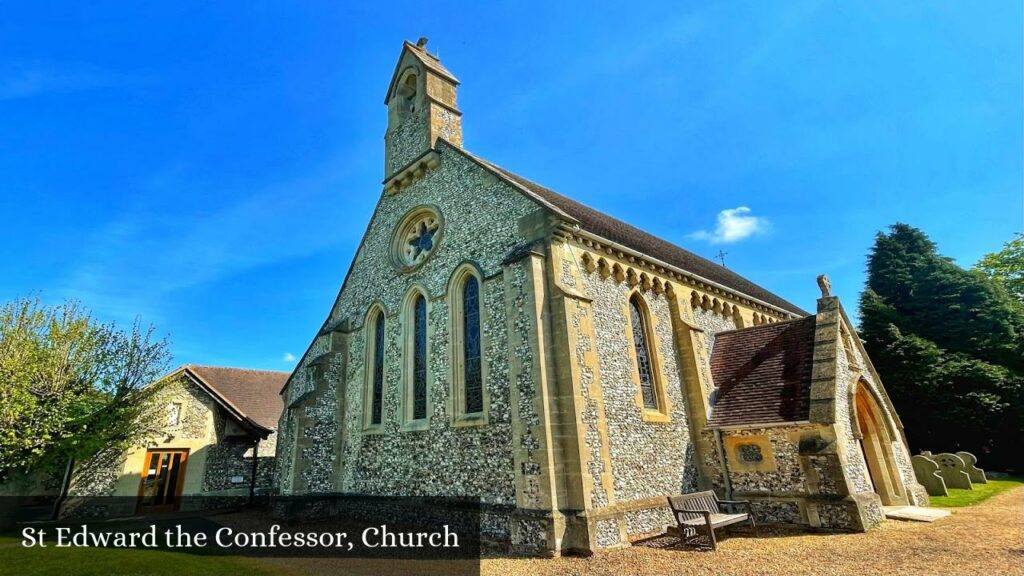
(816, 274, 832, 298)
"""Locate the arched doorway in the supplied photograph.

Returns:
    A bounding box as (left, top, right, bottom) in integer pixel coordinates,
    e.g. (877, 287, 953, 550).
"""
(854, 382, 908, 506)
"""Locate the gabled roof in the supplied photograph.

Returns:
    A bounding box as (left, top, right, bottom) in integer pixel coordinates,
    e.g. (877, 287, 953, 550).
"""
(451, 145, 809, 315)
(707, 316, 816, 428)
(280, 141, 809, 395)
(167, 365, 288, 436)
(384, 40, 459, 104)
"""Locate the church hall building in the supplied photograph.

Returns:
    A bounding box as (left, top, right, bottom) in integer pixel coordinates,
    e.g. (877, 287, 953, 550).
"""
(274, 39, 929, 555)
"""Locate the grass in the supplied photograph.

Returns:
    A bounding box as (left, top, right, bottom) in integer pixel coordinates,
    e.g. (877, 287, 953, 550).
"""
(928, 475, 1024, 507)
(0, 537, 291, 576)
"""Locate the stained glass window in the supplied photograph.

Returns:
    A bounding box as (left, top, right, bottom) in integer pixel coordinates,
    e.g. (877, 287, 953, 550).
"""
(370, 312, 385, 425)
(463, 277, 483, 414)
(629, 297, 658, 410)
(398, 212, 440, 268)
(412, 295, 427, 420)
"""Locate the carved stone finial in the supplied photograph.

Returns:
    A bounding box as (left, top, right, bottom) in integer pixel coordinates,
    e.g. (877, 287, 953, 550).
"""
(416, 37, 429, 49)
(816, 274, 832, 298)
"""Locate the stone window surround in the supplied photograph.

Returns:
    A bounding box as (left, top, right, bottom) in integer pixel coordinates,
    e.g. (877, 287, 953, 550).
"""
(723, 434, 778, 473)
(399, 285, 433, 432)
(391, 205, 445, 274)
(447, 263, 491, 428)
(362, 304, 387, 434)
(387, 65, 423, 130)
(622, 290, 673, 424)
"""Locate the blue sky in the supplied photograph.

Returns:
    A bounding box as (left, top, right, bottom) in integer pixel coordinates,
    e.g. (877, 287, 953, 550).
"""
(2, 2, 1021, 371)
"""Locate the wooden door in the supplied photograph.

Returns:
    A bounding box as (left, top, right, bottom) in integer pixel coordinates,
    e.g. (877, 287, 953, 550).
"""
(136, 449, 189, 513)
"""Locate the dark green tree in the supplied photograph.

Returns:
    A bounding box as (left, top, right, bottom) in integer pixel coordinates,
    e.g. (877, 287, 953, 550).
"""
(859, 224, 1024, 470)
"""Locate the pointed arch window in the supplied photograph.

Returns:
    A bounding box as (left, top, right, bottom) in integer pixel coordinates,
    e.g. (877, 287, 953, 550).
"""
(362, 307, 387, 431)
(411, 295, 428, 421)
(449, 268, 489, 426)
(629, 295, 660, 411)
(462, 277, 483, 414)
(368, 310, 385, 426)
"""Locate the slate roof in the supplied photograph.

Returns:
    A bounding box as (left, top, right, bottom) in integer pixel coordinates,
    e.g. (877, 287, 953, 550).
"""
(181, 365, 288, 433)
(707, 316, 817, 427)
(455, 147, 808, 315)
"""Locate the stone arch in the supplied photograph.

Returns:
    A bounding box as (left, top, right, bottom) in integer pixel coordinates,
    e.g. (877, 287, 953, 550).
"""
(447, 263, 489, 424)
(390, 66, 420, 124)
(853, 379, 908, 505)
(625, 290, 671, 419)
(580, 252, 596, 273)
(612, 263, 625, 283)
(639, 272, 652, 292)
(362, 303, 388, 429)
(731, 305, 745, 328)
(445, 260, 485, 289)
(400, 285, 431, 427)
(626, 268, 639, 287)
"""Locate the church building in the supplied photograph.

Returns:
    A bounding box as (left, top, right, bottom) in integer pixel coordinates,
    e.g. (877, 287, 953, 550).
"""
(274, 39, 929, 555)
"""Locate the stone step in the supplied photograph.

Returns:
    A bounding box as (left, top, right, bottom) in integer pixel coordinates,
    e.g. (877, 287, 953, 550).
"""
(883, 506, 951, 522)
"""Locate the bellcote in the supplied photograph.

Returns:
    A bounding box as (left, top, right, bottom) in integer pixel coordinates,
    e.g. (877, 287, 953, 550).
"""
(384, 38, 463, 180)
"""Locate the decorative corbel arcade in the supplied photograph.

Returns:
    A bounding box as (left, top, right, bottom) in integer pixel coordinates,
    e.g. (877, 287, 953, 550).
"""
(567, 234, 794, 327)
(383, 150, 441, 196)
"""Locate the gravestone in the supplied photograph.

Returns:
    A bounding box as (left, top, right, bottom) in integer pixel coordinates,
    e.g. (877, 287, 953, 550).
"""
(911, 455, 948, 496)
(932, 453, 973, 490)
(955, 451, 987, 484)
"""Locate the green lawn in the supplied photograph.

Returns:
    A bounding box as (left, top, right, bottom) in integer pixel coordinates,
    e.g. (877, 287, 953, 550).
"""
(929, 476, 1024, 508)
(0, 537, 291, 576)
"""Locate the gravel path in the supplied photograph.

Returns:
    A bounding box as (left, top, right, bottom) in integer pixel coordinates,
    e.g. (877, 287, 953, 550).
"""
(482, 488, 1024, 576)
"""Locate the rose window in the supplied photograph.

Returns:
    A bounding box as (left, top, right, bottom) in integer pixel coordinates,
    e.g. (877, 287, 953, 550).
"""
(393, 208, 443, 271)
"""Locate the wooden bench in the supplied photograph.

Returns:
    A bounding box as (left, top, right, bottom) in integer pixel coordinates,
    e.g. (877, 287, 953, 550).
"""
(667, 491, 756, 550)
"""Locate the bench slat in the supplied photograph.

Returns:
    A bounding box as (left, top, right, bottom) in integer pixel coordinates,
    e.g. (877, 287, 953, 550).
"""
(667, 491, 756, 551)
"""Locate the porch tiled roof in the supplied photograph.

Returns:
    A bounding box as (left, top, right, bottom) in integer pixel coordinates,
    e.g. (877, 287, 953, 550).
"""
(707, 316, 816, 427)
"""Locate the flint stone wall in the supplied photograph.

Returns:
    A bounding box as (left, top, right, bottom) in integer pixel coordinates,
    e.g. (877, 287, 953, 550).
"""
(278, 143, 545, 541)
(202, 409, 277, 493)
(586, 273, 698, 509)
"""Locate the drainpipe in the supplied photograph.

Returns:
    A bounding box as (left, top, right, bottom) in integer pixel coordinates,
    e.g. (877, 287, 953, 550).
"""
(248, 438, 260, 506)
(713, 429, 733, 501)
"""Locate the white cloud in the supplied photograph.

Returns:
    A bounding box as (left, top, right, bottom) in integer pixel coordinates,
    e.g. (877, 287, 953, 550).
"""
(690, 206, 768, 244)
(282, 352, 296, 363)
